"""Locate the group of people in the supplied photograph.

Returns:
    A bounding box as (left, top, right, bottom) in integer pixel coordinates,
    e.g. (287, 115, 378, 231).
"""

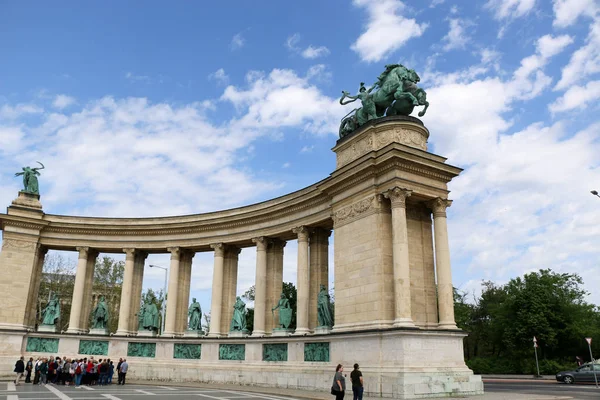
(13, 356, 130, 387)
(331, 363, 363, 400)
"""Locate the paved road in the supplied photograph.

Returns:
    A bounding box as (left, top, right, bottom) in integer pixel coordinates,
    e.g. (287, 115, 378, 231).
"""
(0, 382, 303, 400)
(484, 379, 600, 399)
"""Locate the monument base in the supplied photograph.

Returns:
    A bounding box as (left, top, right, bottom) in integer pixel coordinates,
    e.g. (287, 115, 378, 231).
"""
(272, 328, 293, 337)
(314, 326, 332, 335)
(228, 330, 249, 338)
(89, 328, 109, 336)
(137, 330, 157, 337)
(184, 330, 204, 338)
(11, 191, 43, 211)
(37, 324, 58, 333)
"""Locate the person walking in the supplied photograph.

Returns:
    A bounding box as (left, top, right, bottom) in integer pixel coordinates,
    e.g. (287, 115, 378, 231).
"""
(25, 357, 33, 383)
(119, 359, 129, 385)
(350, 364, 363, 400)
(39, 358, 48, 385)
(33, 358, 42, 384)
(108, 360, 114, 385)
(74, 359, 83, 387)
(116, 358, 123, 385)
(331, 364, 346, 400)
(14, 356, 25, 386)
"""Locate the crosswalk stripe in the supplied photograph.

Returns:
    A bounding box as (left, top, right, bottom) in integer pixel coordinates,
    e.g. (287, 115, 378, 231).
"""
(136, 389, 156, 395)
(156, 385, 177, 390)
(45, 384, 72, 400)
(102, 395, 122, 400)
(7, 382, 16, 391)
(80, 385, 95, 391)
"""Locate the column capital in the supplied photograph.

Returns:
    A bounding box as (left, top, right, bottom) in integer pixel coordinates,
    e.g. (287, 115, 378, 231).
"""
(76, 247, 90, 259)
(167, 247, 181, 260)
(383, 187, 412, 208)
(210, 243, 226, 257)
(427, 197, 453, 217)
(292, 226, 311, 242)
(268, 238, 287, 252)
(252, 237, 270, 251)
(225, 246, 242, 257)
(135, 251, 149, 261)
(122, 248, 136, 260)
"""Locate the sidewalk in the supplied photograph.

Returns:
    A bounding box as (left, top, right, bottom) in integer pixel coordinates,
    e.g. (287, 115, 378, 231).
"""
(482, 374, 555, 380)
(129, 380, 571, 400)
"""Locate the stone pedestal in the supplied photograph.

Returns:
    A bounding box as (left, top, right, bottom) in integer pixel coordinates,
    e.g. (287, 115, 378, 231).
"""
(228, 330, 249, 338)
(137, 330, 158, 337)
(89, 328, 109, 336)
(184, 330, 204, 338)
(314, 326, 332, 335)
(272, 328, 293, 337)
(11, 191, 43, 211)
(37, 324, 58, 333)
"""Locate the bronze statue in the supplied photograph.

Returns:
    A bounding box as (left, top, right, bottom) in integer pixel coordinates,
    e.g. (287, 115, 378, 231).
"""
(14, 162, 44, 195)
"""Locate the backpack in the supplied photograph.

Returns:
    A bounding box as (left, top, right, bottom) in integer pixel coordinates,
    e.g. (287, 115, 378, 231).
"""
(75, 364, 82, 375)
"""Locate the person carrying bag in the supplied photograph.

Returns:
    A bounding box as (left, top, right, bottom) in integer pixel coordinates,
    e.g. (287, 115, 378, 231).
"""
(331, 364, 346, 400)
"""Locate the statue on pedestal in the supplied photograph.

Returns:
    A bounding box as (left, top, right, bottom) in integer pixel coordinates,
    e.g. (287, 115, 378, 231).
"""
(14, 162, 44, 195)
(91, 296, 109, 329)
(230, 296, 247, 332)
(187, 298, 202, 331)
(41, 293, 60, 327)
(271, 293, 292, 329)
(317, 285, 333, 328)
(139, 301, 159, 332)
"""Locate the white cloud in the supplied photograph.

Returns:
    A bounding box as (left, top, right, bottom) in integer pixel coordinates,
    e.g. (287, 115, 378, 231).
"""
(549, 80, 600, 112)
(230, 33, 245, 50)
(208, 68, 230, 85)
(351, 0, 427, 62)
(125, 72, 150, 82)
(52, 94, 76, 110)
(552, 0, 599, 28)
(486, 0, 536, 20)
(300, 145, 314, 153)
(0, 126, 25, 153)
(0, 103, 43, 119)
(430, 0, 445, 7)
(555, 21, 600, 91)
(442, 19, 470, 51)
(301, 45, 330, 59)
(282, 162, 291, 168)
(286, 33, 301, 51)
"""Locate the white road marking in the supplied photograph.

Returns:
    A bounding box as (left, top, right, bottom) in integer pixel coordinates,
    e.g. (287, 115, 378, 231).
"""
(7, 382, 16, 391)
(227, 390, 301, 400)
(135, 389, 156, 395)
(45, 383, 73, 400)
(8, 395, 18, 400)
(156, 386, 177, 390)
(196, 393, 228, 399)
(102, 395, 122, 400)
(80, 385, 95, 391)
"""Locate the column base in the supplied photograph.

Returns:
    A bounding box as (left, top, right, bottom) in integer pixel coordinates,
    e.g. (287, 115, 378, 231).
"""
(229, 330, 249, 338)
(272, 328, 293, 337)
(184, 330, 205, 338)
(438, 322, 459, 330)
(393, 318, 417, 328)
(250, 330, 265, 337)
(114, 330, 136, 337)
(38, 324, 59, 333)
(65, 327, 87, 334)
(314, 326, 332, 335)
(139, 330, 158, 337)
(89, 328, 109, 336)
(207, 332, 222, 338)
(293, 328, 311, 335)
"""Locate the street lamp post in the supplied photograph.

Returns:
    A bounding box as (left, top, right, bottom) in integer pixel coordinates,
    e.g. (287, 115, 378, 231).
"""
(149, 264, 168, 335)
(591, 190, 600, 199)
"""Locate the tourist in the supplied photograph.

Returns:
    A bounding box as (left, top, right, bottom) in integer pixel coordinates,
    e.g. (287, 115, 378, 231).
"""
(25, 357, 33, 383)
(116, 358, 123, 384)
(107, 360, 114, 384)
(331, 364, 345, 400)
(33, 357, 42, 384)
(13, 356, 25, 386)
(350, 363, 363, 400)
(119, 359, 129, 385)
(74, 358, 83, 387)
(98, 359, 108, 385)
(67, 359, 75, 386)
(39, 358, 48, 385)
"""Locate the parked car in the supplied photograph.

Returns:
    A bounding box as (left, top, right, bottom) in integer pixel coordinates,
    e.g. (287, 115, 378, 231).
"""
(556, 362, 600, 384)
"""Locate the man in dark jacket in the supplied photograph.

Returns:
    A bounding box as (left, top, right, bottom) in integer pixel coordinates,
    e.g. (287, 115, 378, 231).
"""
(25, 357, 33, 383)
(14, 356, 25, 385)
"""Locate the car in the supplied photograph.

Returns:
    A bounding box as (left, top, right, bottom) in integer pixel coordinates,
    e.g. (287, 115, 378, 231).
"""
(556, 362, 600, 384)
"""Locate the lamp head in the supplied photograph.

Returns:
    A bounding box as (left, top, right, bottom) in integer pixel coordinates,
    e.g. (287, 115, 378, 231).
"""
(592, 190, 599, 196)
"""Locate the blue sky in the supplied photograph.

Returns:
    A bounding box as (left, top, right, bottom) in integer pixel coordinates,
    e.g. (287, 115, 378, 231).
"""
(1, 0, 600, 313)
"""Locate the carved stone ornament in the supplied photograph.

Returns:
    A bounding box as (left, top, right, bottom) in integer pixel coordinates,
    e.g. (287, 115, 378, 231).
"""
(332, 195, 380, 227)
(383, 187, 412, 208)
(2, 239, 38, 252)
(292, 226, 311, 242)
(251, 237, 270, 251)
(210, 243, 226, 257)
(336, 134, 374, 168)
(167, 246, 181, 260)
(428, 197, 453, 217)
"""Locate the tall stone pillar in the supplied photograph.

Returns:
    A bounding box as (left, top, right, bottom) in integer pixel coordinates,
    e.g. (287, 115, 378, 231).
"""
(116, 248, 136, 336)
(129, 251, 147, 332)
(221, 247, 240, 335)
(309, 228, 330, 331)
(80, 250, 99, 332)
(266, 239, 285, 334)
(163, 247, 181, 336)
(252, 237, 269, 336)
(384, 187, 415, 327)
(294, 226, 311, 335)
(176, 250, 194, 334)
(208, 243, 225, 337)
(25, 247, 48, 329)
(67, 247, 93, 334)
(429, 197, 457, 329)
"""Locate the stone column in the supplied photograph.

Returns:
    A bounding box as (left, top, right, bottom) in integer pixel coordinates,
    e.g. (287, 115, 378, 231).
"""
(176, 250, 194, 334)
(294, 226, 311, 335)
(25, 247, 48, 329)
(67, 247, 92, 334)
(80, 250, 99, 332)
(129, 251, 147, 332)
(116, 248, 136, 336)
(384, 187, 416, 327)
(163, 247, 181, 336)
(208, 243, 225, 337)
(252, 237, 269, 337)
(429, 197, 457, 329)
(221, 247, 240, 335)
(266, 239, 285, 334)
(309, 228, 330, 331)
